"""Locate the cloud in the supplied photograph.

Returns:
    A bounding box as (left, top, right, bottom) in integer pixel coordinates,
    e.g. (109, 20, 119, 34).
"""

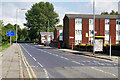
(54, 6, 68, 25)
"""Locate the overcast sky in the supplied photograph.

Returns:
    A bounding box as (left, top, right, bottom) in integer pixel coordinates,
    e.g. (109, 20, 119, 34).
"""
(0, 0, 120, 28)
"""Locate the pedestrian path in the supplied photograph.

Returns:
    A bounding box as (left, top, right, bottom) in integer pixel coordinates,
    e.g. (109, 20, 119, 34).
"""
(1, 43, 22, 78)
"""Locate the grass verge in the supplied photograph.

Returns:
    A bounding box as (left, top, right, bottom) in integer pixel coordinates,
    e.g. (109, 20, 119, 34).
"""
(0, 42, 10, 52)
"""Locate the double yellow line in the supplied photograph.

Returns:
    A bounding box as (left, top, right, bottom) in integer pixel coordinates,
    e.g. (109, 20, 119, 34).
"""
(18, 44, 37, 79)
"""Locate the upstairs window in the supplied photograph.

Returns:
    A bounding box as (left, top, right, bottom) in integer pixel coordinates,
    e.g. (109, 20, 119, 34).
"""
(116, 19, 120, 25)
(89, 19, 93, 25)
(105, 19, 109, 24)
(75, 18, 82, 24)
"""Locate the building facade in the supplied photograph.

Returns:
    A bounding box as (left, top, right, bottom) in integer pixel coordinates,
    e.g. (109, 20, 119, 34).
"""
(63, 14, 120, 48)
(40, 32, 54, 44)
(54, 27, 63, 42)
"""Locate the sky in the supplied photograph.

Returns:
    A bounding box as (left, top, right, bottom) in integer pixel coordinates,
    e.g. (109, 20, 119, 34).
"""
(0, 0, 120, 28)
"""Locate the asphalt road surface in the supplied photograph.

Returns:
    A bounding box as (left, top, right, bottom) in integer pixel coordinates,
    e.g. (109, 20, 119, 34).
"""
(19, 43, 118, 78)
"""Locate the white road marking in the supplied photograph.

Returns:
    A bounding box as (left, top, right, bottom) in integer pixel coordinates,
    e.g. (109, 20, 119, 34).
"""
(37, 62, 43, 68)
(25, 44, 50, 78)
(33, 57, 36, 61)
(91, 67, 116, 77)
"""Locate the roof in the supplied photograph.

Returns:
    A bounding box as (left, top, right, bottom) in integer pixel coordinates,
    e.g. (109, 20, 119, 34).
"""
(65, 14, 120, 19)
(40, 32, 53, 35)
(55, 27, 63, 30)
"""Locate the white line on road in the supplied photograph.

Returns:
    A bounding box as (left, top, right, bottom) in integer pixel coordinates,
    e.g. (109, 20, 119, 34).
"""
(91, 67, 117, 77)
(33, 57, 36, 61)
(37, 62, 43, 68)
(25, 44, 50, 78)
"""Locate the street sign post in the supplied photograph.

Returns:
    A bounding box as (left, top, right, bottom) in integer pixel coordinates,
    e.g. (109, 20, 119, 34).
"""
(7, 31, 15, 45)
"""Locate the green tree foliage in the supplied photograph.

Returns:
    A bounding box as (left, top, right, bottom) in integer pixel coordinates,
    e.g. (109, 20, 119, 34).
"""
(2, 23, 16, 42)
(101, 12, 109, 15)
(25, 2, 59, 41)
(56, 25, 63, 27)
(101, 10, 119, 15)
(21, 28, 29, 41)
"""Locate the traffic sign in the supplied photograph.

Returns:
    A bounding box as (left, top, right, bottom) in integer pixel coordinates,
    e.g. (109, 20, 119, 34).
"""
(7, 31, 15, 36)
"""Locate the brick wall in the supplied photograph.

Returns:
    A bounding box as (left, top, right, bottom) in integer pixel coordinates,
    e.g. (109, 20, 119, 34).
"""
(63, 16, 69, 48)
(110, 19, 116, 44)
(82, 19, 89, 43)
(69, 18, 75, 46)
(95, 19, 100, 36)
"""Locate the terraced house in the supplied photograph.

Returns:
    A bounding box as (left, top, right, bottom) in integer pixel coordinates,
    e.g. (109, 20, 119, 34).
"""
(63, 14, 120, 48)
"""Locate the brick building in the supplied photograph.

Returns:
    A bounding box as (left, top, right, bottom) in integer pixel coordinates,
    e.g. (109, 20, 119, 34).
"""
(40, 32, 54, 44)
(54, 27, 63, 42)
(63, 14, 120, 48)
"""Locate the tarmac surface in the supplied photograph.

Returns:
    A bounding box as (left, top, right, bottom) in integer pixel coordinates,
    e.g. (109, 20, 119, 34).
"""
(19, 43, 119, 78)
(0, 43, 119, 79)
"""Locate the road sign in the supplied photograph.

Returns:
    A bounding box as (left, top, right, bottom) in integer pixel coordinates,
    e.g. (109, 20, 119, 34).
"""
(7, 31, 15, 36)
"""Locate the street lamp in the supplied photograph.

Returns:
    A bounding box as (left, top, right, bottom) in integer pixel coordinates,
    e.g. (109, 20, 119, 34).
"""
(16, 8, 26, 43)
(93, 0, 95, 55)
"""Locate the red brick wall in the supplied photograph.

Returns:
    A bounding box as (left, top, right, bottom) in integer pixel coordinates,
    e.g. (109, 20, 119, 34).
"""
(69, 18, 75, 46)
(82, 19, 89, 43)
(57, 30, 59, 41)
(110, 19, 116, 44)
(63, 16, 69, 47)
(100, 19, 105, 36)
(95, 19, 99, 36)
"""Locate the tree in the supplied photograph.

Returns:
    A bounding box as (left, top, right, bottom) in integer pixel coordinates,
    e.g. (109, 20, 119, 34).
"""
(56, 25, 63, 27)
(101, 10, 119, 15)
(25, 2, 59, 41)
(2, 23, 16, 42)
(101, 12, 109, 15)
(21, 28, 28, 41)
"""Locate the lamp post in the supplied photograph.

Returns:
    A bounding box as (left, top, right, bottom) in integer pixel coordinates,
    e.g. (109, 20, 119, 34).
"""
(93, 0, 95, 55)
(16, 8, 26, 43)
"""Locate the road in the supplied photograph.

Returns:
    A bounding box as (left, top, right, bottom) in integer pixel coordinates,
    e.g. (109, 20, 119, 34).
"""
(19, 43, 118, 78)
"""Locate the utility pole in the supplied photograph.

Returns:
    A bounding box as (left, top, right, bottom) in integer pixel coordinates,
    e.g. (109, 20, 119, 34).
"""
(16, 8, 26, 43)
(93, 0, 95, 55)
(10, 36, 11, 45)
(16, 9, 18, 43)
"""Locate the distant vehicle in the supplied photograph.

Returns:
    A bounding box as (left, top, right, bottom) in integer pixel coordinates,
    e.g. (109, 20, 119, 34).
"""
(44, 41, 50, 46)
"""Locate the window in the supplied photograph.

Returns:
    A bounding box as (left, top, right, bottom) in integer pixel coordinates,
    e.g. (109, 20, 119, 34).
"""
(42, 35, 45, 39)
(105, 19, 109, 24)
(89, 19, 93, 25)
(105, 40, 109, 44)
(116, 19, 120, 25)
(90, 30, 94, 35)
(75, 18, 82, 24)
(105, 30, 109, 35)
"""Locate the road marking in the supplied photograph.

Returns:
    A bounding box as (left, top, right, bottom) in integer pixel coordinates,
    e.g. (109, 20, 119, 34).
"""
(91, 67, 116, 77)
(25, 44, 50, 78)
(20, 44, 37, 79)
(43, 69, 49, 78)
(37, 62, 43, 68)
(33, 57, 36, 61)
(19, 44, 32, 78)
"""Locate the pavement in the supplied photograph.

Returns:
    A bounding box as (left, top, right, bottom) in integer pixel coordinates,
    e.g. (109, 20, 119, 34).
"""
(37, 44, 119, 63)
(19, 43, 119, 78)
(0, 43, 23, 79)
